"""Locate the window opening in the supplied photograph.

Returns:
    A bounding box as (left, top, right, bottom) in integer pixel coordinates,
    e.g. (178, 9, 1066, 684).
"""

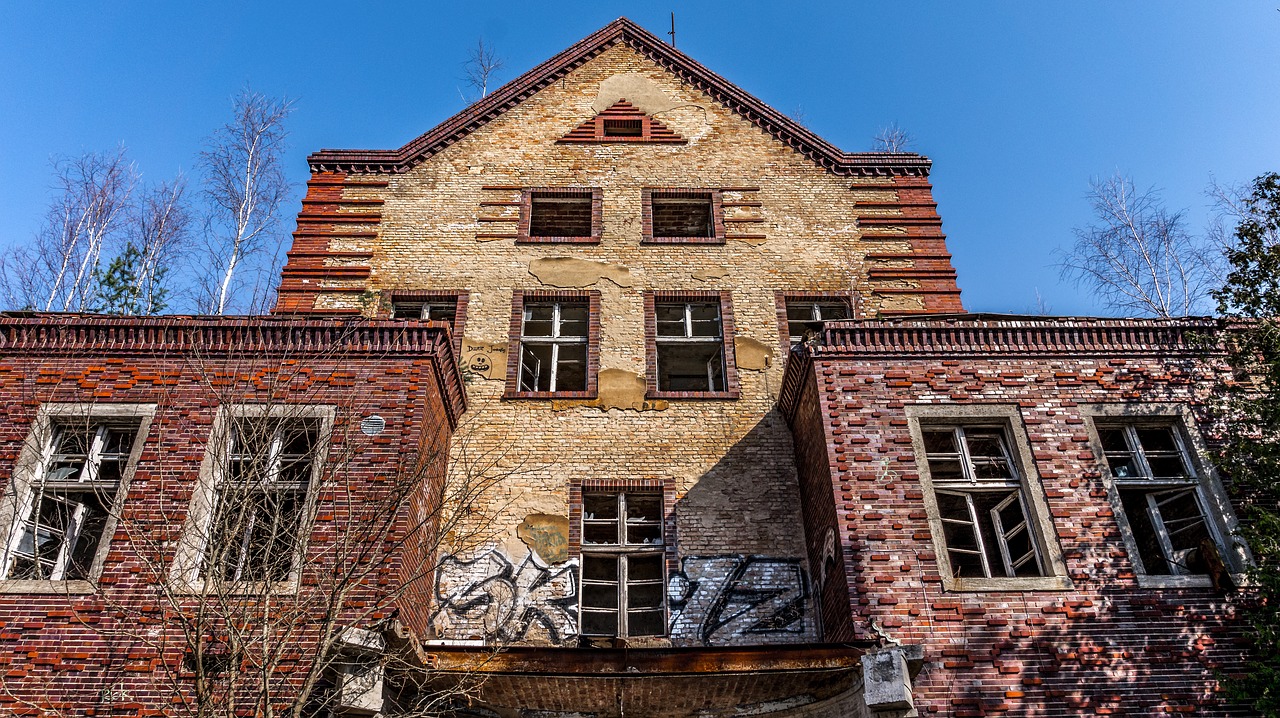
(518, 302, 588, 393)
(529, 192, 593, 239)
(602, 118, 643, 137)
(3, 421, 137, 580)
(655, 302, 725, 392)
(391, 301, 457, 325)
(651, 193, 714, 238)
(1098, 424, 1219, 576)
(206, 418, 319, 582)
(922, 426, 1045, 579)
(785, 300, 850, 345)
(580, 492, 665, 637)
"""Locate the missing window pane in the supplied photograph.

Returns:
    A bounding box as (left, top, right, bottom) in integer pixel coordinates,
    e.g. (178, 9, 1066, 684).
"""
(652, 194, 713, 238)
(603, 119, 643, 137)
(530, 193, 593, 238)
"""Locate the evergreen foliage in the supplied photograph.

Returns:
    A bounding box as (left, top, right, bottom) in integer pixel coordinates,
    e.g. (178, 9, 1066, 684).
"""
(90, 242, 169, 315)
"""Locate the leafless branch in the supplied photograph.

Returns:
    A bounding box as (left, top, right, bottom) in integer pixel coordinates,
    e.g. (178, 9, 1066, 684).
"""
(1058, 173, 1218, 318)
(195, 89, 294, 315)
(872, 122, 914, 153)
(461, 39, 504, 103)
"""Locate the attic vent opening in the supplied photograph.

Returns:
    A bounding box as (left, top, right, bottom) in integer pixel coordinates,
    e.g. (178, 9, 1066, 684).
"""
(602, 118, 643, 137)
(530, 192, 594, 238)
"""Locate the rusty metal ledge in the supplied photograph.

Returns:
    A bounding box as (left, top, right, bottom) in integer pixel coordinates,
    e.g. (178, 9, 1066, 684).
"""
(427, 642, 872, 677)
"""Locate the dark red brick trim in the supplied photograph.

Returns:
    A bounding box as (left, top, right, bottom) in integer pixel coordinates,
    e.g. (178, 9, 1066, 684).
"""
(503, 290, 602, 400)
(558, 100, 686, 144)
(643, 290, 741, 400)
(516, 188, 603, 245)
(384, 290, 470, 355)
(306, 19, 931, 178)
(640, 189, 726, 245)
(773, 291, 856, 353)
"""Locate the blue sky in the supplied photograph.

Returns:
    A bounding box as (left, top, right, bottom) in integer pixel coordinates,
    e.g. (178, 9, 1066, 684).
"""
(1, 2, 1277, 314)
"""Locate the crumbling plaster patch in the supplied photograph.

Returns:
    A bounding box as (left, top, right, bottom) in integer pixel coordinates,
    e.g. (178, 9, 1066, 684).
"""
(529, 257, 633, 288)
(734, 337, 773, 371)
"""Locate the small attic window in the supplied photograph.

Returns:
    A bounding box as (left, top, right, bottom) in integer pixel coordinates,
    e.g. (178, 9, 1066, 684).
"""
(520, 189, 602, 244)
(603, 119, 643, 138)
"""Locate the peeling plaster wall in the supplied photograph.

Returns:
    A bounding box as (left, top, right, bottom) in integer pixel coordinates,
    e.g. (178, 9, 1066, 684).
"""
(311, 43, 939, 646)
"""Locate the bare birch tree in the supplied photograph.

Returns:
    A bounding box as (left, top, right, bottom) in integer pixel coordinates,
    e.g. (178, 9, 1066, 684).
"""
(0, 148, 136, 311)
(1058, 174, 1217, 317)
(196, 90, 294, 315)
(872, 122, 914, 153)
(94, 176, 191, 314)
(461, 39, 504, 103)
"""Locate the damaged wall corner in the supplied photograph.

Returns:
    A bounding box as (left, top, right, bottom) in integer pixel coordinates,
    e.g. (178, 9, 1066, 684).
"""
(860, 645, 922, 718)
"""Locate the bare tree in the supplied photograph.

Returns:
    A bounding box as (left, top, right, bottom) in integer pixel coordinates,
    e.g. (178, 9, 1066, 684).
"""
(93, 176, 191, 314)
(0, 148, 137, 311)
(1058, 174, 1217, 318)
(461, 39, 504, 103)
(196, 90, 294, 315)
(872, 122, 914, 153)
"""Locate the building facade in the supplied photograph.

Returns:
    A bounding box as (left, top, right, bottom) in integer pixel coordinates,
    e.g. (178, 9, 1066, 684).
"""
(0, 17, 1254, 718)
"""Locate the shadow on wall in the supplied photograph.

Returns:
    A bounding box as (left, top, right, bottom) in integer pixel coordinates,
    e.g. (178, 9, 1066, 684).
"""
(669, 408, 819, 648)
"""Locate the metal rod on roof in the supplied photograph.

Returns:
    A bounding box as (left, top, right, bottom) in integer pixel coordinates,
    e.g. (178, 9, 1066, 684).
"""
(668, 12, 676, 47)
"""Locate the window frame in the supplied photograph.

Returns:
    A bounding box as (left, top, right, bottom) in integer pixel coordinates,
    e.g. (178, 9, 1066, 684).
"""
(774, 292, 855, 351)
(0, 403, 154, 594)
(1082, 403, 1247, 588)
(906, 404, 1071, 592)
(170, 404, 335, 593)
(385, 290, 469, 354)
(517, 188, 603, 245)
(644, 291, 740, 400)
(641, 189, 726, 245)
(504, 290, 601, 400)
(569, 479, 676, 640)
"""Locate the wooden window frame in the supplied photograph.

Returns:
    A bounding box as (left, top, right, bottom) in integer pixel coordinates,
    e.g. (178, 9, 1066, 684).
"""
(641, 189, 726, 245)
(517, 188, 603, 245)
(504, 290, 601, 400)
(773, 291, 856, 352)
(385, 290, 470, 354)
(644, 290, 740, 400)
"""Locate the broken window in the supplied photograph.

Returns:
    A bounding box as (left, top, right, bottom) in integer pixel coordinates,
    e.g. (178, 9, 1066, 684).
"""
(651, 193, 714, 238)
(518, 301, 589, 393)
(580, 492, 666, 637)
(205, 418, 320, 583)
(528, 191, 595, 240)
(390, 300, 457, 324)
(1, 420, 140, 581)
(655, 301, 726, 393)
(1096, 423, 1223, 577)
(785, 300, 851, 345)
(921, 426, 1045, 579)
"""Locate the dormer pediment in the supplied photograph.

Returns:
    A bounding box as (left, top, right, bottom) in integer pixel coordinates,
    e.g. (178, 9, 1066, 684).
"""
(557, 100, 685, 144)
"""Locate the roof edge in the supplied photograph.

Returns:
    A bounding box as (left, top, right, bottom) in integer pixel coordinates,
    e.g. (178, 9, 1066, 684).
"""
(307, 18, 930, 178)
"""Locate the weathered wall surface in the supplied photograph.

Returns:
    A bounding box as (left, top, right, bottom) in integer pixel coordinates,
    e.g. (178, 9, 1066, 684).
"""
(785, 321, 1251, 716)
(0, 318, 459, 711)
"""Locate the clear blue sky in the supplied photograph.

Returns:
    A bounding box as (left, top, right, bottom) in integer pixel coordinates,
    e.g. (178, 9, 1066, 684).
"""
(2, 2, 1277, 315)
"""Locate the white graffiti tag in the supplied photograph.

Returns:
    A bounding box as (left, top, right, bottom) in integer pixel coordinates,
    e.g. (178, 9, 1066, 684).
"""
(433, 549, 579, 644)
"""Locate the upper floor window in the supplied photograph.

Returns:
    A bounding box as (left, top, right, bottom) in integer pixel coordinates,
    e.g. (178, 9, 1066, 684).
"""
(391, 300, 456, 323)
(0, 405, 153, 588)
(580, 492, 666, 638)
(645, 292, 739, 399)
(505, 291, 600, 399)
(1092, 418, 1237, 583)
(784, 299, 851, 346)
(387, 291, 469, 354)
(519, 188, 602, 244)
(642, 189, 725, 244)
(907, 405, 1070, 591)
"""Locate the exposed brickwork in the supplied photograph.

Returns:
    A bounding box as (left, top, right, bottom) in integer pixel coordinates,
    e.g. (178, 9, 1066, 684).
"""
(781, 318, 1252, 717)
(641, 188, 727, 245)
(559, 99, 686, 144)
(0, 315, 461, 713)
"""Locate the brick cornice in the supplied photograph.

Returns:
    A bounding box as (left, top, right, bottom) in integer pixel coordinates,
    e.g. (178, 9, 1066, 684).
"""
(306, 18, 930, 178)
(0, 314, 467, 428)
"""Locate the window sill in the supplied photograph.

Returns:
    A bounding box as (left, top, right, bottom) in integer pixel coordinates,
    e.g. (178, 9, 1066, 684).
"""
(168, 578, 301, 596)
(646, 390, 740, 401)
(943, 575, 1074, 592)
(0, 579, 97, 594)
(516, 236, 600, 245)
(504, 390, 598, 400)
(641, 237, 725, 245)
(1134, 574, 1220, 590)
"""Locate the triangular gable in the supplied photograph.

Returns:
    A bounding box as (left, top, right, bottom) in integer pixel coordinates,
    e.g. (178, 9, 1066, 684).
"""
(307, 18, 929, 178)
(558, 99, 685, 144)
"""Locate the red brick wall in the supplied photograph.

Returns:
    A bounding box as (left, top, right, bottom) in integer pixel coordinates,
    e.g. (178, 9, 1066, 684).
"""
(0, 316, 460, 713)
(783, 320, 1251, 716)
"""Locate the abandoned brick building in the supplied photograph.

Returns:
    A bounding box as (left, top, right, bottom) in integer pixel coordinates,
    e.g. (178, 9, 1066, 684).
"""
(0, 17, 1255, 718)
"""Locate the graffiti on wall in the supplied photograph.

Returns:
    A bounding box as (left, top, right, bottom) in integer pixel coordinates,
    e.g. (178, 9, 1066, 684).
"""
(433, 548, 579, 645)
(667, 556, 813, 647)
